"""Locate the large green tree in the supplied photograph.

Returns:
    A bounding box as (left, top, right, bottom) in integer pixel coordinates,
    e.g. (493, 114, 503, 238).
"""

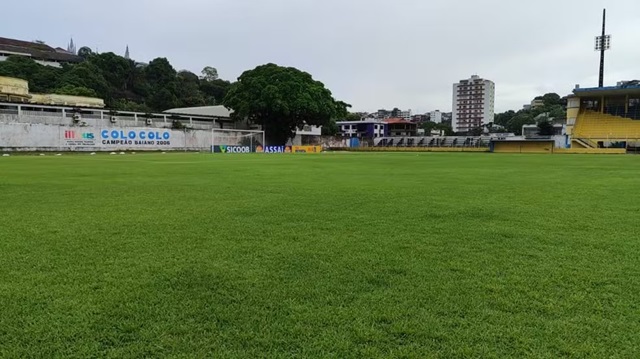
(494, 110, 516, 127)
(537, 119, 555, 136)
(540, 93, 562, 107)
(143, 58, 180, 111)
(0, 56, 62, 93)
(0, 52, 233, 112)
(201, 66, 219, 81)
(223, 64, 349, 145)
(344, 112, 362, 122)
(199, 78, 231, 105)
(77, 46, 94, 59)
(53, 85, 98, 97)
(57, 61, 110, 99)
(88, 53, 133, 94)
(176, 70, 205, 107)
(506, 112, 536, 135)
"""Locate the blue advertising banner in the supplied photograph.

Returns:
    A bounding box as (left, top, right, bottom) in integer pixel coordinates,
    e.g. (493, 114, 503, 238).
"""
(256, 146, 292, 153)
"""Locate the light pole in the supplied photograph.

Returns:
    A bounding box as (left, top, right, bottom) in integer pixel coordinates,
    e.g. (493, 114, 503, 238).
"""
(595, 9, 611, 88)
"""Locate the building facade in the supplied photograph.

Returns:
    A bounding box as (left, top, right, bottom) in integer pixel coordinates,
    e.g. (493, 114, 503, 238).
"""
(398, 110, 412, 121)
(452, 75, 495, 133)
(384, 118, 417, 137)
(336, 120, 387, 139)
(430, 110, 443, 124)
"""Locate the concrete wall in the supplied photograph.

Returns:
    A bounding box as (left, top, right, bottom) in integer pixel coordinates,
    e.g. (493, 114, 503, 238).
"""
(0, 123, 224, 152)
(493, 141, 554, 153)
(554, 148, 626, 154)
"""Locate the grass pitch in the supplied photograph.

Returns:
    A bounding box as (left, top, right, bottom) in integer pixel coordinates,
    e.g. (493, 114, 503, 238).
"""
(1, 152, 639, 358)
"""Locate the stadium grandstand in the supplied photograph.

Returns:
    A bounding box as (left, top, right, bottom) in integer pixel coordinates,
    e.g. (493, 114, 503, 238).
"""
(568, 81, 640, 150)
(375, 136, 490, 148)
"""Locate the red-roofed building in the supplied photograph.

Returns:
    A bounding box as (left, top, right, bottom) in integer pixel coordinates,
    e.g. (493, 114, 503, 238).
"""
(384, 118, 417, 137)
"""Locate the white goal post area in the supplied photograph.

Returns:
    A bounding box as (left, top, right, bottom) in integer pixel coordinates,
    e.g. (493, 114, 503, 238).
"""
(211, 128, 265, 153)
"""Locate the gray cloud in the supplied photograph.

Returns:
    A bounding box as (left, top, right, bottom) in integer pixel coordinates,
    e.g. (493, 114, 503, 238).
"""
(4, 0, 639, 113)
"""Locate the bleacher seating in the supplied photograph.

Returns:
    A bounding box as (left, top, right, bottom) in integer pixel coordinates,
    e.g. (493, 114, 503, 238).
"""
(373, 136, 491, 148)
(574, 110, 640, 141)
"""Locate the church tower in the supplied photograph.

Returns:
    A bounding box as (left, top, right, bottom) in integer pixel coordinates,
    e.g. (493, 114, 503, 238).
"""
(124, 45, 130, 60)
(67, 37, 76, 54)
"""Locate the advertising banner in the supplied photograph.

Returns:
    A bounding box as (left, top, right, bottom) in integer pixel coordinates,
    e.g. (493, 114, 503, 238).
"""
(291, 146, 322, 153)
(100, 129, 172, 147)
(64, 130, 96, 147)
(0, 124, 215, 151)
(212, 145, 253, 153)
(256, 146, 292, 154)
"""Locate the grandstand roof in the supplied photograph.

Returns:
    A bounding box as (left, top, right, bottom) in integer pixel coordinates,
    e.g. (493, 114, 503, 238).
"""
(164, 105, 233, 118)
(574, 84, 640, 97)
(0, 37, 82, 63)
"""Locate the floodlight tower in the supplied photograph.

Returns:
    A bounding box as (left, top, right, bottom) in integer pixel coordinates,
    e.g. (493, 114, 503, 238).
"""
(595, 9, 611, 88)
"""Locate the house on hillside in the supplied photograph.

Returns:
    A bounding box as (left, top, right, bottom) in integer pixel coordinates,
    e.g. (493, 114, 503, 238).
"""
(0, 37, 82, 68)
(384, 118, 417, 137)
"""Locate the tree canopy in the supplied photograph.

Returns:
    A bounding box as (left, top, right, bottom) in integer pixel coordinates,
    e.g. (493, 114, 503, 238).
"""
(0, 53, 231, 112)
(223, 63, 349, 145)
(77, 47, 94, 59)
(201, 66, 219, 81)
(494, 93, 567, 135)
(537, 119, 555, 136)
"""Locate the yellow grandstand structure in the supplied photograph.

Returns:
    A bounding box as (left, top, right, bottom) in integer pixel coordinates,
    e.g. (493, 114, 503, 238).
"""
(0, 76, 31, 103)
(569, 82, 640, 150)
(0, 76, 105, 108)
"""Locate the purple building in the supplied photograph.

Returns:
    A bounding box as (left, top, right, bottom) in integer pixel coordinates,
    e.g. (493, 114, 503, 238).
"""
(336, 120, 388, 139)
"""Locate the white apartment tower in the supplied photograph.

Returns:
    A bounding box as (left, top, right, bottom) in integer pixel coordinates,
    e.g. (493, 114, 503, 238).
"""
(430, 110, 443, 124)
(452, 75, 495, 133)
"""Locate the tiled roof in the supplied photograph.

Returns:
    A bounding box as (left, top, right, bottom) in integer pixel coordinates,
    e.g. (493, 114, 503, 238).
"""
(384, 118, 414, 125)
(0, 37, 82, 63)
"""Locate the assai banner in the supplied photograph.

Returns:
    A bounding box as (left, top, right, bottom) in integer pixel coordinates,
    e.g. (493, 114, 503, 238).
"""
(212, 145, 253, 153)
(256, 146, 292, 154)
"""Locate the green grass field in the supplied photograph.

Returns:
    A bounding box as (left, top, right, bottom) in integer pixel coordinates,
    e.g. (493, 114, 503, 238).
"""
(1, 152, 639, 358)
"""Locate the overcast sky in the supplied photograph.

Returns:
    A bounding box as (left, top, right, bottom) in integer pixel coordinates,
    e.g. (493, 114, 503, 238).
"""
(4, 0, 640, 113)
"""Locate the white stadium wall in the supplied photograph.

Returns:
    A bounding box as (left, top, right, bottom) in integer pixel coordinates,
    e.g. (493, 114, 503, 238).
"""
(0, 123, 216, 152)
(0, 102, 256, 152)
